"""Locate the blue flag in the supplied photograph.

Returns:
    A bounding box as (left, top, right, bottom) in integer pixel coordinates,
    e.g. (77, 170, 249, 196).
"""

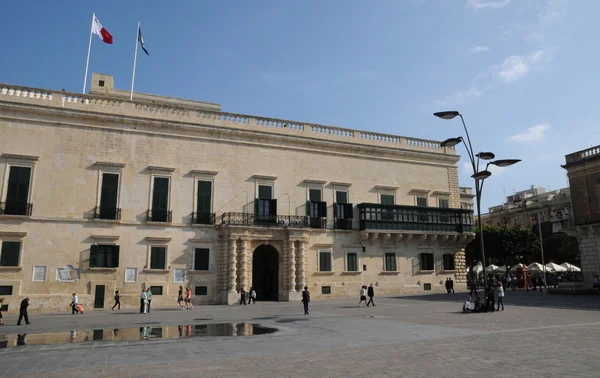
(138, 27, 149, 56)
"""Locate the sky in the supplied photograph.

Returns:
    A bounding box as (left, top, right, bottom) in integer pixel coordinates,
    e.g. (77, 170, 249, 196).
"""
(2, 0, 599, 211)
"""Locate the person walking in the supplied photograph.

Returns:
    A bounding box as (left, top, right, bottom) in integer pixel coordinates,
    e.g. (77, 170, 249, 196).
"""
(71, 293, 80, 315)
(238, 288, 247, 305)
(449, 278, 455, 294)
(445, 278, 451, 294)
(358, 286, 368, 307)
(17, 297, 30, 325)
(248, 287, 256, 304)
(140, 289, 148, 314)
(367, 283, 376, 307)
(496, 282, 505, 311)
(177, 286, 184, 309)
(112, 290, 121, 310)
(301, 286, 310, 315)
(0, 297, 5, 325)
(146, 288, 153, 313)
(185, 287, 194, 310)
(485, 285, 495, 313)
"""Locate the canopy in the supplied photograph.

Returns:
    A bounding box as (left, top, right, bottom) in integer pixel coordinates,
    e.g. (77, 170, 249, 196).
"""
(469, 262, 483, 274)
(545, 262, 567, 273)
(486, 264, 499, 272)
(493, 265, 507, 273)
(560, 263, 581, 272)
(527, 263, 545, 272)
(509, 263, 526, 272)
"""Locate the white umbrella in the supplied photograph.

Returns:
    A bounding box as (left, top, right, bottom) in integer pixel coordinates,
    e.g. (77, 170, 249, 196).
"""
(560, 263, 581, 272)
(486, 264, 499, 272)
(493, 265, 507, 273)
(509, 263, 525, 272)
(471, 262, 483, 274)
(527, 263, 545, 272)
(545, 262, 567, 273)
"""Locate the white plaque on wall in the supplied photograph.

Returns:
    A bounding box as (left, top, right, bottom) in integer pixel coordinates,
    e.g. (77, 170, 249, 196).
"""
(33, 266, 46, 282)
(125, 268, 137, 283)
(174, 268, 185, 283)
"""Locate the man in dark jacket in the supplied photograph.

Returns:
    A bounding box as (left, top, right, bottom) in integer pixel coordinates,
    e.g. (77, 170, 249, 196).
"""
(485, 285, 495, 313)
(301, 286, 310, 315)
(17, 297, 30, 325)
(367, 284, 375, 307)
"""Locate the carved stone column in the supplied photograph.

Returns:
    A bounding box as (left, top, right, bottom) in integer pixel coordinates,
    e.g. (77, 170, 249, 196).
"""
(297, 240, 306, 291)
(288, 240, 296, 292)
(228, 237, 238, 293)
(239, 238, 249, 292)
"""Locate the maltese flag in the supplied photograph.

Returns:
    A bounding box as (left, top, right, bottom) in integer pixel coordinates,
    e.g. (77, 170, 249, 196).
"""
(91, 15, 113, 44)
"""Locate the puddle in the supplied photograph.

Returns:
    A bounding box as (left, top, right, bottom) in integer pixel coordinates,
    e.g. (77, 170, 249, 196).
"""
(0, 323, 277, 349)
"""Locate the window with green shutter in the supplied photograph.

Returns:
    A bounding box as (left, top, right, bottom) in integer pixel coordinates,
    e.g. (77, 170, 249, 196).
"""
(443, 254, 455, 271)
(380, 194, 394, 205)
(99, 173, 119, 219)
(0, 241, 20, 266)
(5, 166, 32, 215)
(90, 245, 120, 268)
(420, 253, 434, 271)
(385, 253, 397, 271)
(151, 177, 170, 221)
(196, 180, 212, 214)
(347, 252, 358, 272)
(194, 248, 209, 271)
(150, 246, 167, 269)
(319, 251, 332, 272)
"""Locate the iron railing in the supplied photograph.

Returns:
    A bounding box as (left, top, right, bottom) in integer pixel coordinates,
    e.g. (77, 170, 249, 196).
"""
(147, 209, 172, 223)
(0, 202, 32, 216)
(334, 218, 354, 230)
(94, 206, 121, 221)
(358, 203, 474, 233)
(192, 212, 216, 225)
(221, 213, 309, 228)
(308, 216, 327, 229)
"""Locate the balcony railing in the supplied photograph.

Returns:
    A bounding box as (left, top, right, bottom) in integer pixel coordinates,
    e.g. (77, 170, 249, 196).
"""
(0, 201, 33, 216)
(358, 203, 474, 233)
(221, 213, 309, 228)
(192, 212, 216, 225)
(94, 206, 121, 221)
(308, 216, 327, 229)
(147, 209, 172, 223)
(334, 218, 354, 230)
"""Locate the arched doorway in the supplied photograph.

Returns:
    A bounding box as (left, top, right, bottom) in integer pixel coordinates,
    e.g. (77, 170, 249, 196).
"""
(252, 244, 279, 301)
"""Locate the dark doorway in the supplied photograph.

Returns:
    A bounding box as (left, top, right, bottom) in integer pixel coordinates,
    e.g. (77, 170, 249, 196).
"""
(252, 245, 279, 301)
(94, 285, 105, 309)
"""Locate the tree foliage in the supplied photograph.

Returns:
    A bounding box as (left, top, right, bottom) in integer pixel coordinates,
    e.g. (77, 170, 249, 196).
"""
(465, 225, 541, 267)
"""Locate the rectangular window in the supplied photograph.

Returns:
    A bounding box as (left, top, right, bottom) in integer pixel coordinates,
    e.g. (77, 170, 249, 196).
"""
(195, 180, 212, 223)
(99, 173, 119, 219)
(424, 283, 432, 291)
(151, 177, 170, 222)
(4, 166, 32, 215)
(347, 252, 358, 272)
(417, 197, 428, 207)
(194, 248, 209, 271)
(33, 266, 46, 282)
(439, 198, 449, 208)
(256, 185, 276, 220)
(420, 253, 434, 271)
(0, 241, 20, 266)
(443, 254, 455, 271)
(385, 253, 397, 272)
(319, 251, 332, 272)
(380, 194, 394, 205)
(321, 286, 331, 295)
(335, 191, 348, 204)
(417, 196, 428, 222)
(195, 286, 208, 296)
(0, 286, 13, 295)
(90, 245, 120, 268)
(309, 189, 322, 202)
(150, 246, 167, 270)
(149, 286, 163, 295)
(334, 191, 352, 226)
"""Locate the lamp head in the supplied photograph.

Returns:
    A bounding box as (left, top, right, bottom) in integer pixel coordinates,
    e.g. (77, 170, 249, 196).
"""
(472, 170, 492, 180)
(434, 111, 460, 120)
(440, 137, 463, 148)
(476, 152, 495, 160)
(491, 159, 521, 167)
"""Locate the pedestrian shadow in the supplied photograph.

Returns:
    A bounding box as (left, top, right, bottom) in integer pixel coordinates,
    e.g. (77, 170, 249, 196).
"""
(193, 318, 213, 321)
(276, 318, 310, 323)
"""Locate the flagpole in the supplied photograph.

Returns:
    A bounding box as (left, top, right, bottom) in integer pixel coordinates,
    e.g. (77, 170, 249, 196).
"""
(130, 21, 140, 101)
(83, 12, 95, 94)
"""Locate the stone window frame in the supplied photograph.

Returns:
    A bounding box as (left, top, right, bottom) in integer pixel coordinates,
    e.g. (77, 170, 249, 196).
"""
(1, 154, 39, 215)
(253, 175, 277, 217)
(344, 249, 361, 273)
(0, 231, 27, 271)
(189, 240, 213, 273)
(317, 248, 333, 272)
(383, 252, 398, 272)
(305, 180, 326, 202)
(375, 185, 398, 205)
(433, 191, 451, 208)
(94, 162, 126, 216)
(191, 170, 217, 216)
(147, 166, 175, 222)
(145, 237, 171, 272)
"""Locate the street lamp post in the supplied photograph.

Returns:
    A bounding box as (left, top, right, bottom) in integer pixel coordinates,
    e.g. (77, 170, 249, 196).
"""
(434, 111, 520, 294)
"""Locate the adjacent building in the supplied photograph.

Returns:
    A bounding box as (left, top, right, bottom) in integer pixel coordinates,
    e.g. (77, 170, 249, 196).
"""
(0, 73, 474, 313)
(563, 145, 600, 287)
(479, 185, 572, 236)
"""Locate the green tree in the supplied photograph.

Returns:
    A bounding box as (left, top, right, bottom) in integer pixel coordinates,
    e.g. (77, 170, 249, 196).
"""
(465, 226, 541, 268)
(543, 234, 580, 264)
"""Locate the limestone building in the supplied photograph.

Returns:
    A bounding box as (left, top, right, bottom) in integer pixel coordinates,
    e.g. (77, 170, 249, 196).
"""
(563, 145, 600, 287)
(0, 74, 474, 313)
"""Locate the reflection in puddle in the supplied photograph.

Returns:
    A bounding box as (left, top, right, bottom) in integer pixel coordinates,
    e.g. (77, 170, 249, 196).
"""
(0, 323, 277, 348)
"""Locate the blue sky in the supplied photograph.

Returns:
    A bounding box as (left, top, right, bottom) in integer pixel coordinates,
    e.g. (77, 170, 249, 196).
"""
(1, 0, 598, 211)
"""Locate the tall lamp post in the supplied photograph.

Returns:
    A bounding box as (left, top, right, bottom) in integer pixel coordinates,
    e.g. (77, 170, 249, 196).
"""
(434, 111, 520, 293)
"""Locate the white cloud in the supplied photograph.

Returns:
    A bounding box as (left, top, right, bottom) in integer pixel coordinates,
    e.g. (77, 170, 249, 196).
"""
(436, 87, 482, 106)
(469, 46, 491, 53)
(509, 123, 550, 142)
(467, 0, 511, 10)
(497, 50, 544, 82)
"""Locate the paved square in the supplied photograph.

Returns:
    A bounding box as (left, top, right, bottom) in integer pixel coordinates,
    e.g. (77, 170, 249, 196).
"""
(1, 291, 599, 377)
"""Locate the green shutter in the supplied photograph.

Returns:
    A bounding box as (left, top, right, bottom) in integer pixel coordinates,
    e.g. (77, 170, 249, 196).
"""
(197, 181, 212, 214)
(269, 199, 277, 216)
(319, 202, 327, 218)
(6, 166, 31, 204)
(111, 246, 120, 268)
(152, 177, 169, 211)
(306, 201, 311, 216)
(90, 245, 99, 268)
(194, 248, 209, 270)
(254, 199, 259, 215)
(333, 203, 339, 218)
(346, 204, 354, 218)
(0, 241, 20, 266)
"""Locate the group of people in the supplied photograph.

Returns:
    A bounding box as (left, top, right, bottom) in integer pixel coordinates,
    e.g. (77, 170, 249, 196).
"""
(445, 278, 455, 294)
(463, 278, 505, 314)
(238, 287, 257, 305)
(140, 288, 153, 314)
(358, 284, 376, 307)
(177, 286, 194, 310)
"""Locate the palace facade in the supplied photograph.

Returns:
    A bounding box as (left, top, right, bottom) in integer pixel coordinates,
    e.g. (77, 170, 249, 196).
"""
(0, 74, 474, 313)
